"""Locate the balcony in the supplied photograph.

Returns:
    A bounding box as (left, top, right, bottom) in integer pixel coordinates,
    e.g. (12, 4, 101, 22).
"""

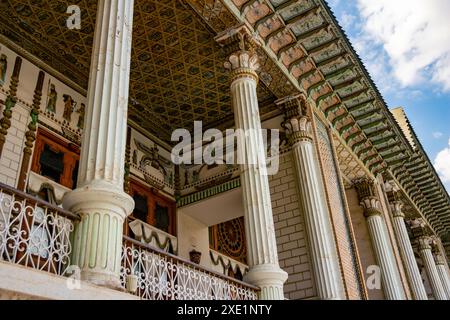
(0, 182, 78, 276)
(121, 236, 258, 300)
(0, 182, 259, 300)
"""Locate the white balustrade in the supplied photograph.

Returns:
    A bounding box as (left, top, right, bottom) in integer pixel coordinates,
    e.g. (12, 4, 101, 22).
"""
(121, 237, 259, 300)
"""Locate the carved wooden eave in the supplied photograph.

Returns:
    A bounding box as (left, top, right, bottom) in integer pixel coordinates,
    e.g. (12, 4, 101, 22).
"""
(187, 0, 450, 238)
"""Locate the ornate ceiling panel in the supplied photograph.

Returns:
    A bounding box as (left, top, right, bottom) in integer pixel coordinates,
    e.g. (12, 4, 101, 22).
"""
(0, 0, 276, 141)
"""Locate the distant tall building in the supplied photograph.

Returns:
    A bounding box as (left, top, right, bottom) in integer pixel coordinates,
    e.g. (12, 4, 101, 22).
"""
(0, 0, 449, 300)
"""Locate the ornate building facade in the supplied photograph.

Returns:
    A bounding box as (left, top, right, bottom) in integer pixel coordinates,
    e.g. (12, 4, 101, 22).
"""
(0, 0, 449, 300)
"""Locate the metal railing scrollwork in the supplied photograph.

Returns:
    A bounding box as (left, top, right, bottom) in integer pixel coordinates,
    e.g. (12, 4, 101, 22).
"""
(121, 236, 259, 300)
(0, 182, 79, 276)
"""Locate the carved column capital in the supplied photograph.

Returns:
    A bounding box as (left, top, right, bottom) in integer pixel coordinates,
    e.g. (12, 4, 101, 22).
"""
(216, 24, 262, 83)
(390, 201, 405, 218)
(353, 178, 382, 217)
(418, 236, 433, 251)
(385, 181, 405, 218)
(277, 95, 313, 144)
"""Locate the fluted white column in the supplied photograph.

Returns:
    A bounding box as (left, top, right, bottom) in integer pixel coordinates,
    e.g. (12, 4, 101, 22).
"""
(418, 237, 447, 300)
(390, 202, 428, 300)
(366, 213, 405, 299)
(63, 0, 135, 288)
(354, 179, 405, 300)
(278, 97, 344, 300)
(435, 253, 450, 299)
(216, 26, 287, 300)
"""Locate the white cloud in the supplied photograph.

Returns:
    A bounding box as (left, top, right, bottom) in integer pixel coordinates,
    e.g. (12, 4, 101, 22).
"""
(339, 12, 356, 30)
(356, 0, 450, 91)
(434, 139, 450, 192)
(433, 132, 443, 139)
(327, 0, 341, 8)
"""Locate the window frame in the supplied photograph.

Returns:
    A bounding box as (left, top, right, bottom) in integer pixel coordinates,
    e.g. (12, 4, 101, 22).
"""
(31, 128, 80, 190)
(127, 179, 176, 236)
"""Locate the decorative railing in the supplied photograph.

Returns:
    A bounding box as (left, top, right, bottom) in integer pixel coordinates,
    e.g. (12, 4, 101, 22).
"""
(121, 236, 259, 300)
(0, 182, 79, 276)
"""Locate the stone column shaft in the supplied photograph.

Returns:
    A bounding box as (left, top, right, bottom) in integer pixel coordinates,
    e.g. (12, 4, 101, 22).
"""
(355, 179, 405, 300)
(390, 203, 428, 300)
(366, 214, 405, 299)
(216, 26, 287, 300)
(279, 96, 344, 300)
(63, 0, 135, 288)
(418, 237, 447, 300)
(435, 254, 450, 299)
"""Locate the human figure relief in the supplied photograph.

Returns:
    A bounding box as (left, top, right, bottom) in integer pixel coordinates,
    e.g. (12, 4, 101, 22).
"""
(46, 84, 57, 113)
(63, 94, 76, 123)
(0, 54, 7, 86)
(77, 103, 85, 129)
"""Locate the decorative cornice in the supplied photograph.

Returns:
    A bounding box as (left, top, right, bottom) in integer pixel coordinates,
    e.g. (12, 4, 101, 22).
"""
(0, 34, 87, 96)
(177, 177, 241, 207)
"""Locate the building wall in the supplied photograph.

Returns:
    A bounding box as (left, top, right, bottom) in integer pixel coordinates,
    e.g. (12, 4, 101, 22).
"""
(176, 209, 210, 267)
(269, 151, 316, 300)
(0, 99, 29, 187)
(0, 42, 86, 189)
(314, 117, 364, 300)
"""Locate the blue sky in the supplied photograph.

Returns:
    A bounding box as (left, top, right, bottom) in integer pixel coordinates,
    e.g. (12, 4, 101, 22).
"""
(326, 0, 450, 192)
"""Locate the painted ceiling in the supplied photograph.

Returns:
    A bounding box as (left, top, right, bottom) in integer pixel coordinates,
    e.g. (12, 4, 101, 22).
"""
(0, 0, 276, 140)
